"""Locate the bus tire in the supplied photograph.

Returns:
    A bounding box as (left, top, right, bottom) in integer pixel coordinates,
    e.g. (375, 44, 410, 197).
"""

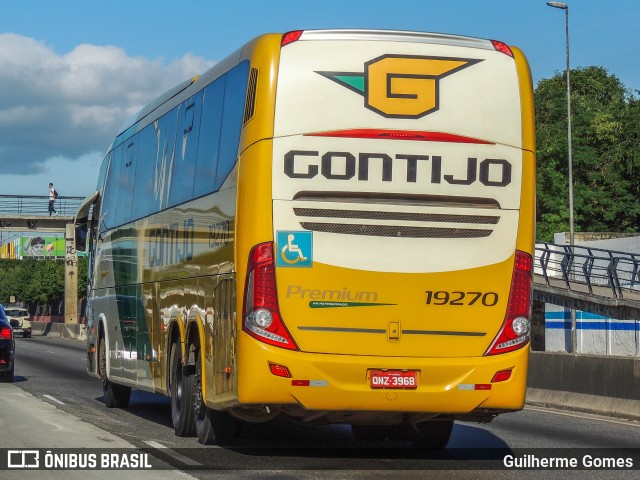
(405, 419, 454, 449)
(169, 342, 196, 437)
(197, 407, 239, 445)
(192, 341, 238, 445)
(99, 336, 131, 408)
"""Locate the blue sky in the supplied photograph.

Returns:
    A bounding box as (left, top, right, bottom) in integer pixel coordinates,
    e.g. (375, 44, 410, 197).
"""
(0, 0, 638, 197)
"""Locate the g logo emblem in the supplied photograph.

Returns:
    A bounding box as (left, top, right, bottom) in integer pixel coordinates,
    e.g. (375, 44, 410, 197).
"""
(318, 55, 482, 119)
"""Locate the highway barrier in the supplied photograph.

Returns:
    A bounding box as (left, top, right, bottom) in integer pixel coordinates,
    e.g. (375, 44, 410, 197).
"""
(31, 321, 86, 341)
(527, 351, 640, 421)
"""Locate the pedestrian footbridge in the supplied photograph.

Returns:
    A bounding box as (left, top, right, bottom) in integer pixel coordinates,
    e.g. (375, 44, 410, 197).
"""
(534, 242, 640, 319)
(0, 195, 83, 232)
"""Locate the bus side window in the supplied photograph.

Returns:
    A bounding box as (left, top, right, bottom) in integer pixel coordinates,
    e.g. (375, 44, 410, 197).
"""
(132, 125, 157, 220)
(216, 61, 250, 189)
(193, 77, 225, 198)
(169, 94, 203, 206)
(154, 109, 179, 212)
(95, 152, 110, 232)
(118, 140, 138, 225)
(96, 153, 110, 194)
(101, 147, 122, 231)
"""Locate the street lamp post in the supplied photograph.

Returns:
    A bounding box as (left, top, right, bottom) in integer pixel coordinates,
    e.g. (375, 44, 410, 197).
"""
(547, 1, 577, 353)
(547, 1, 574, 246)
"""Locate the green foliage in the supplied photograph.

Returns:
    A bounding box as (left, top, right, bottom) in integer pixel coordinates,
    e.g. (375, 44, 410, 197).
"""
(77, 257, 88, 298)
(535, 67, 640, 241)
(0, 258, 87, 307)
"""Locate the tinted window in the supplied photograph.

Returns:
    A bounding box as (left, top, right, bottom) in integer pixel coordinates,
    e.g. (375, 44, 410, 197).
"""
(131, 125, 157, 220)
(118, 140, 137, 225)
(154, 110, 179, 212)
(169, 93, 203, 206)
(217, 61, 250, 188)
(100, 62, 249, 230)
(193, 77, 225, 197)
(100, 148, 121, 231)
(97, 154, 110, 194)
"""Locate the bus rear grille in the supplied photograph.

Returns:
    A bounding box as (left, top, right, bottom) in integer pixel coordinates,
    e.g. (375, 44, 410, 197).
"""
(299, 223, 492, 238)
(293, 208, 499, 225)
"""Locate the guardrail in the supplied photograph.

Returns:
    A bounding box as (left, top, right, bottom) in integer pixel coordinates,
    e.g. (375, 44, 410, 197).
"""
(0, 195, 84, 218)
(535, 242, 640, 300)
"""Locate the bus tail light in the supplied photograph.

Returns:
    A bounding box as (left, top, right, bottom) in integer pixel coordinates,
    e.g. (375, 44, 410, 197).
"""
(492, 369, 513, 383)
(491, 40, 514, 57)
(243, 242, 298, 350)
(282, 30, 304, 47)
(485, 251, 532, 356)
(269, 363, 292, 378)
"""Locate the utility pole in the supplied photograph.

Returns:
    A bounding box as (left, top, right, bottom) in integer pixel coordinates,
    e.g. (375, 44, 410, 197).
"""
(64, 223, 78, 324)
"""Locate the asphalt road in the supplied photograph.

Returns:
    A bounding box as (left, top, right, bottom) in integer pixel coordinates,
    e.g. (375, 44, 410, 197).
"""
(6, 335, 640, 479)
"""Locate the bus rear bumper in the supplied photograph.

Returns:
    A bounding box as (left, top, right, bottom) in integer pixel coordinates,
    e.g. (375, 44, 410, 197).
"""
(237, 336, 529, 416)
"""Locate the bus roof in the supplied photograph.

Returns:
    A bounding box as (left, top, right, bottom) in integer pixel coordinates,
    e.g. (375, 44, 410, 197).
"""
(297, 29, 496, 51)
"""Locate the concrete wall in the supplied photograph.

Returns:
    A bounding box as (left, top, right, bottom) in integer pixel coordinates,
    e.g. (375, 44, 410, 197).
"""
(545, 305, 640, 356)
(527, 351, 640, 420)
(553, 232, 640, 253)
(31, 321, 86, 341)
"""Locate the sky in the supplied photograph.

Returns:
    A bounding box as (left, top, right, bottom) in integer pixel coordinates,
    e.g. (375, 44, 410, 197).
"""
(0, 0, 638, 198)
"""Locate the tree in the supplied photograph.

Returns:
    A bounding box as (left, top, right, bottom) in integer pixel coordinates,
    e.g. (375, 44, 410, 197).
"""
(0, 258, 87, 311)
(535, 67, 640, 241)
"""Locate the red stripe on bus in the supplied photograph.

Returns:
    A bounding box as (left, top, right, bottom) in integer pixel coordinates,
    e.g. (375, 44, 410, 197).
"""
(306, 129, 494, 144)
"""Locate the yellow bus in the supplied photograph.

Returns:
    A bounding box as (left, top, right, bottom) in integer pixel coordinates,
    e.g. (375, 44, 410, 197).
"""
(75, 29, 535, 449)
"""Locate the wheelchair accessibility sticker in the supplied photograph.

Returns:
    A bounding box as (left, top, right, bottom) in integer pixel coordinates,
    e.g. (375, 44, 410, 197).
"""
(276, 231, 313, 267)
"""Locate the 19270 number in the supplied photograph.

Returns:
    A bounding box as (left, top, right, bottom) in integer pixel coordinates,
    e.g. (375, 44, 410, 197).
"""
(425, 290, 499, 306)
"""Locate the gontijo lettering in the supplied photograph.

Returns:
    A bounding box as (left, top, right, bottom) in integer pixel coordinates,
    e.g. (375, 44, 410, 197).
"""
(148, 219, 194, 267)
(284, 150, 512, 187)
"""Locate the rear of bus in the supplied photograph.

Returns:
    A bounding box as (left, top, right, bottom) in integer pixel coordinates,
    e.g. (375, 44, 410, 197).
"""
(238, 30, 535, 423)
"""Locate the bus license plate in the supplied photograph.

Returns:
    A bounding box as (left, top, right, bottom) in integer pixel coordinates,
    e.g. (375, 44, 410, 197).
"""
(369, 370, 418, 389)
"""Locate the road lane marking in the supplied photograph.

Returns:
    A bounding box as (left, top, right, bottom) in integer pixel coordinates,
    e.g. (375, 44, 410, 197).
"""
(525, 405, 640, 428)
(43, 394, 65, 405)
(144, 440, 203, 466)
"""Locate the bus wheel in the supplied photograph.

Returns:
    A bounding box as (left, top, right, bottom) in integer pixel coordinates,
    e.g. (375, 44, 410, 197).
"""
(169, 342, 196, 436)
(197, 407, 239, 445)
(405, 419, 454, 449)
(193, 348, 238, 445)
(99, 336, 130, 408)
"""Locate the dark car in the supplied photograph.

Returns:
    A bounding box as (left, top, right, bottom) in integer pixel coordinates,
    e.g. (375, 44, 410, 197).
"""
(0, 305, 15, 382)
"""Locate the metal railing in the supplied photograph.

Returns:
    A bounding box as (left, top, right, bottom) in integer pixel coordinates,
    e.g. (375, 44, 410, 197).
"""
(535, 242, 640, 300)
(0, 195, 84, 218)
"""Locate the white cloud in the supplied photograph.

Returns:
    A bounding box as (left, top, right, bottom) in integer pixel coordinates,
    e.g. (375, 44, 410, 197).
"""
(0, 151, 103, 196)
(0, 33, 215, 178)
